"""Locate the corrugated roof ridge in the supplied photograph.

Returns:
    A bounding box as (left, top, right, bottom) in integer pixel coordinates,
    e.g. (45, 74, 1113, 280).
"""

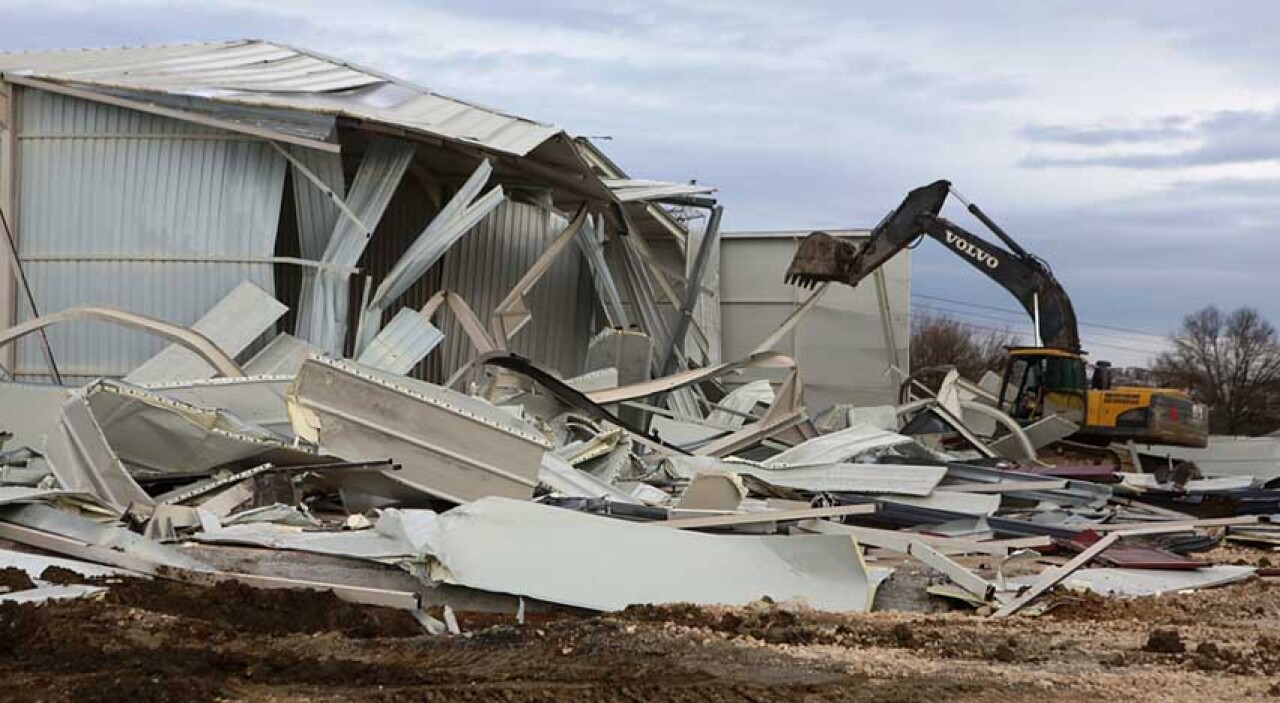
(0, 39, 565, 157)
(0, 39, 557, 130)
(0, 39, 250, 57)
(277, 41, 554, 128)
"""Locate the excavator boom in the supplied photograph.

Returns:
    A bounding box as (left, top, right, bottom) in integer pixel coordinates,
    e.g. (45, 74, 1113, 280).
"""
(785, 180, 1081, 351)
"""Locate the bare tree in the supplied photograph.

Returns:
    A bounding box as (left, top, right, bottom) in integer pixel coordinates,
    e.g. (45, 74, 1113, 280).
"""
(910, 312, 1018, 381)
(1152, 306, 1280, 435)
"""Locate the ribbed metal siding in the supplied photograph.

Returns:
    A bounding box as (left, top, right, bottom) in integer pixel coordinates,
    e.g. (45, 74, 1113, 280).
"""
(438, 201, 588, 380)
(355, 308, 443, 375)
(351, 174, 438, 368)
(355, 194, 589, 383)
(0, 42, 379, 93)
(15, 88, 286, 380)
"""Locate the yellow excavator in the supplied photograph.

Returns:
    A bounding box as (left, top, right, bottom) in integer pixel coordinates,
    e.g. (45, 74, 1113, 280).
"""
(784, 180, 1208, 448)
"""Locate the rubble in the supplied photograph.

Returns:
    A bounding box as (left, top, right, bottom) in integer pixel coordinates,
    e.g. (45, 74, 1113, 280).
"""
(3, 308, 1270, 625)
(0, 37, 1276, 700)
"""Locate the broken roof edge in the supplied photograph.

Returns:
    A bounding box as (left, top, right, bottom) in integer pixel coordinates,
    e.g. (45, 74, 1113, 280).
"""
(0, 40, 691, 242)
(0, 38, 254, 61)
(4, 74, 542, 152)
(2, 75, 343, 154)
(574, 137, 694, 245)
(0, 38, 553, 129)
(0, 39, 561, 158)
(575, 137, 716, 200)
(272, 39, 556, 130)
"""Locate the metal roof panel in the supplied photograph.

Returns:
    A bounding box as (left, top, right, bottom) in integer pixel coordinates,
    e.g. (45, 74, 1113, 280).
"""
(0, 40, 559, 156)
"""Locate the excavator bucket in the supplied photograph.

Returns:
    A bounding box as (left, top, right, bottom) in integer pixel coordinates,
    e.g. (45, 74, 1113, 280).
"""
(784, 180, 952, 290)
(783, 232, 863, 289)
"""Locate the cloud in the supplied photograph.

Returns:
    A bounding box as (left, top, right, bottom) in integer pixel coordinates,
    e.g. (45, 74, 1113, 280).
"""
(1022, 109, 1280, 169)
(1020, 116, 1191, 146)
(1, 0, 1279, 344)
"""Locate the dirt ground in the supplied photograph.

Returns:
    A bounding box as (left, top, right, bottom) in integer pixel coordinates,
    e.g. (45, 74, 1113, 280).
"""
(5, 566, 1280, 702)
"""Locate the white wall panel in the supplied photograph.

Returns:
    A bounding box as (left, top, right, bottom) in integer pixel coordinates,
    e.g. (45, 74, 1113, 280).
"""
(719, 233, 910, 412)
(14, 88, 286, 380)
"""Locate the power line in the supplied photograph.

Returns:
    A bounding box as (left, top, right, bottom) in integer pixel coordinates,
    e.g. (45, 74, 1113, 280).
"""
(910, 302, 1166, 347)
(911, 292, 1168, 338)
(911, 299, 1141, 343)
(904, 305, 1165, 357)
(912, 311, 1164, 357)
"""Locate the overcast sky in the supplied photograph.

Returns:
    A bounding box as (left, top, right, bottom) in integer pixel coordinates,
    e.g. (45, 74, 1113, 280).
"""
(3, 0, 1277, 365)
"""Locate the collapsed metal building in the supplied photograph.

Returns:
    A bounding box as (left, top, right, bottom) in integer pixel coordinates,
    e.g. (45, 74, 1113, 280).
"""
(0, 41, 1270, 638)
(0, 39, 913, 422)
(0, 40, 722, 389)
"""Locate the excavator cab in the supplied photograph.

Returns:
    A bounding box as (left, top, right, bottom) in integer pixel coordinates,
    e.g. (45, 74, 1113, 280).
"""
(998, 348, 1087, 424)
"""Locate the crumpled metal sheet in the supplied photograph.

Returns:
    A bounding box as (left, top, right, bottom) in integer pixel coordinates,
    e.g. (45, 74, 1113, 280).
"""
(0, 584, 108, 604)
(0, 502, 214, 573)
(124, 281, 287, 385)
(664, 455, 947, 497)
(356, 159, 501, 354)
(354, 309, 444, 376)
(83, 380, 309, 479)
(882, 492, 1002, 517)
(0, 545, 131, 580)
(243, 334, 320, 376)
(142, 375, 295, 438)
(1037, 565, 1256, 597)
(706, 380, 774, 429)
(191, 508, 438, 563)
(538, 453, 641, 505)
(42, 394, 151, 512)
(423, 496, 876, 613)
(765, 423, 937, 468)
(296, 138, 414, 354)
(288, 356, 550, 505)
(0, 486, 121, 516)
(0, 382, 70, 452)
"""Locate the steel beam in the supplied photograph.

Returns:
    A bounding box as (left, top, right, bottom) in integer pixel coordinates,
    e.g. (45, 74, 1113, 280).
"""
(661, 204, 722, 376)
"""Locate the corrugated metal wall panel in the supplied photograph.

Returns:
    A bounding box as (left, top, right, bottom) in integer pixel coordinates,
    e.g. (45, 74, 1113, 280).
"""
(15, 88, 285, 379)
(685, 224, 721, 365)
(352, 172, 438, 372)
(295, 137, 412, 354)
(355, 188, 590, 383)
(438, 201, 588, 381)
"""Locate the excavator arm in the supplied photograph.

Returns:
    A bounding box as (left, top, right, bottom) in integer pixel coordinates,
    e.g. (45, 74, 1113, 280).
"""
(784, 180, 1081, 351)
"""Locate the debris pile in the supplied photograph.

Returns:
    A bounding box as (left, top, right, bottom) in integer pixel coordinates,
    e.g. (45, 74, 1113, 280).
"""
(2, 289, 1278, 628)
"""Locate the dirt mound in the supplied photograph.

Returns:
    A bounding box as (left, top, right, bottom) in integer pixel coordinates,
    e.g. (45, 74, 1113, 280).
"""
(101, 577, 422, 637)
(3, 576, 1280, 701)
(0, 592, 973, 703)
(39, 565, 91, 585)
(616, 601, 1047, 663)
(1047, 579, 1280, 623)
(0, 567, 34, 592)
